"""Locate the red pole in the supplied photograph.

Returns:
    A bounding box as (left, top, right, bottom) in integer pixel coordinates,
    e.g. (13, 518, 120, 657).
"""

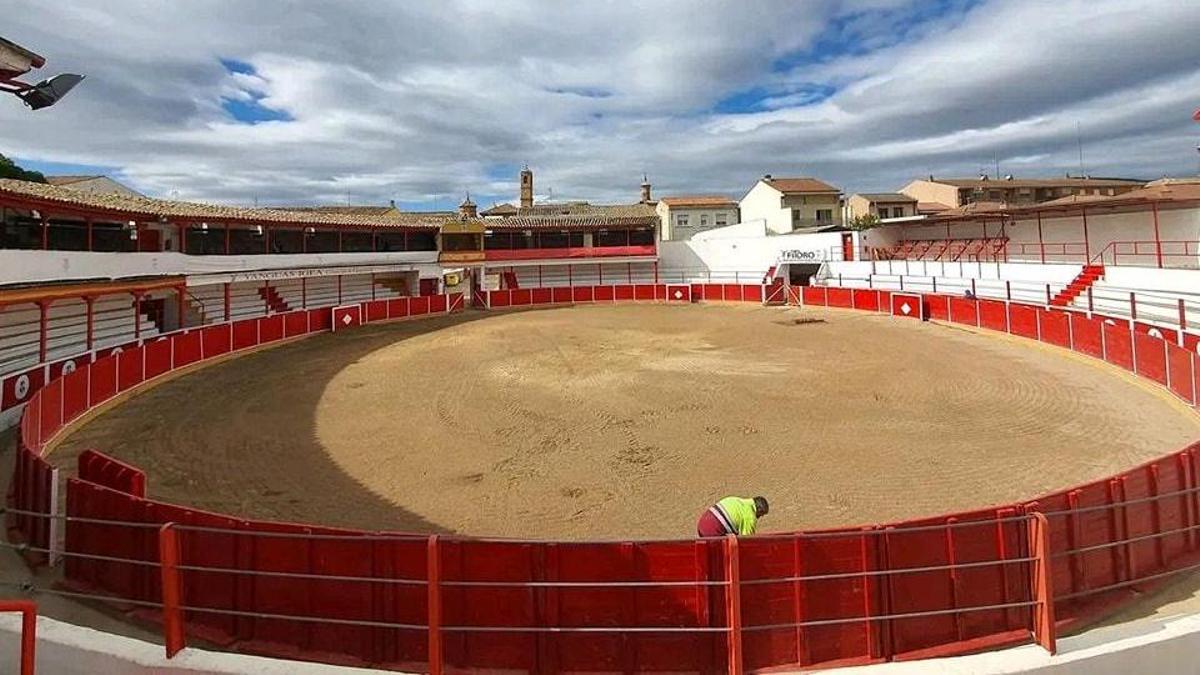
(427, 535, 443, 675)
(133, 292, 142, 339)
(1081, 207, 1090, 261)
(1152, 202, 1163, 268)
(0, 600, 38, 675)
(724, 534, 743, 675)
(158, 523, 187, 658)
(177, 285, 186, 330)
(37, 300, 49, 363)
(85, 296, 95, 350)
(1029, 512, 1057, 654)
(1037, 211, 1045, 264)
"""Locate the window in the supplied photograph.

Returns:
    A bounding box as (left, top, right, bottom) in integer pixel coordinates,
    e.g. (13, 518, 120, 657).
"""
(715, 214, 728, 227)
(816, 209, 833, 222)
(700, 214, 709, 227)
(676, 214, 689, 228)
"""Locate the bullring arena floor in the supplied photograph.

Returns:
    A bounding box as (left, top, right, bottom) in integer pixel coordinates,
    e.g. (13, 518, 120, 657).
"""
(48, 303, 1200, 540)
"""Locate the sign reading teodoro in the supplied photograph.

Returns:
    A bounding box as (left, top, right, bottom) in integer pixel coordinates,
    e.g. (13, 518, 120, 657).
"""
(778, 248, 828, 263)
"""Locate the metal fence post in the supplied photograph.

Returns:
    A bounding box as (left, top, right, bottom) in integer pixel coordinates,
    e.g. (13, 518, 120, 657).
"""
(158, 523, 186, 658)
(724, 534, 743, 675)
(1179, 299, 1188, 347)
(428, 534, 444, 675)
(1028, 512, 1057, 654)
(1130, 292, 1138, 322)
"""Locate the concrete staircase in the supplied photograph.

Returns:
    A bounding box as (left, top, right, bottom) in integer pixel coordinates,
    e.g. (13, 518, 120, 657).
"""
(1050, 264, 1104, 307)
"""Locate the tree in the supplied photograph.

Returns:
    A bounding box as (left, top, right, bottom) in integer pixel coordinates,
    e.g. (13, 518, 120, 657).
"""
(848, 213, 880, 231)
(0, 153, 47, 183)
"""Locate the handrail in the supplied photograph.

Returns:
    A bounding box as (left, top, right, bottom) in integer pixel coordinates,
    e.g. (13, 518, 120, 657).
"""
(0, 600, 37, 675)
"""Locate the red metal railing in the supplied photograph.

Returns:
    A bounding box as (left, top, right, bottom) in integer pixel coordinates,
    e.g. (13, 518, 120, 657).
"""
(0, 600, 37, 675)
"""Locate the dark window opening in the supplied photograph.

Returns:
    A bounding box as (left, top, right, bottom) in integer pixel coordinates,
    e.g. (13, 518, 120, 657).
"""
(629, 228, 654, 246)
(595, 230, 628, 247)
(441, 233, 481, 252)
(342, 231, 374, 253)
(270, 228, 304, 254)
(407, 231, 437, 251)
(306, 231, 339, 253)
(92, 222, 134, 252)
(228, 227, 265, 255)
(537, 232, 569, 248)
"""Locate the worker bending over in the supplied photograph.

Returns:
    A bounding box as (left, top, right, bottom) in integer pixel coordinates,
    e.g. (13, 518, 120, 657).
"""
(697, 496, 769, 537)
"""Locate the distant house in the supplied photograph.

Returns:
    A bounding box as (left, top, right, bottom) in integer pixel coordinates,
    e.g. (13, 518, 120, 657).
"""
(46, 175, 143, 198)
(901, 175, 1144, 209)
(739, 175, 842, 234)
(846, 193, 918, 222)
(655, 195, 739, 241)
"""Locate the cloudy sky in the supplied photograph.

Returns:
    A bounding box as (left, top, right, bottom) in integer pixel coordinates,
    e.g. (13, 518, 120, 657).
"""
(2, 0, 1198, 210)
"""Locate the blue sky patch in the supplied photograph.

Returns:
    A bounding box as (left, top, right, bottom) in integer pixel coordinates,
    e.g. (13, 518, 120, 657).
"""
(219, 57, 294, 124)
(15, 157, 123, 178)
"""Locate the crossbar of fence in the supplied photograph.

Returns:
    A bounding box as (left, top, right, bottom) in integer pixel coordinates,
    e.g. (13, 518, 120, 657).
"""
(740, 556, 1038, 586)
(741, 600, 1041, 632)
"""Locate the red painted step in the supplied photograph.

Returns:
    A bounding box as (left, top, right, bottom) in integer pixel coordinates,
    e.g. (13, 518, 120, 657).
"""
(257, 285, 291, 314)
(1049, 264, 1104, 308)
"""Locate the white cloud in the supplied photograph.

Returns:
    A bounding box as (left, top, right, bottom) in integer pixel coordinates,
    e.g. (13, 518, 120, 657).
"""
(0, 0, 1196, 207)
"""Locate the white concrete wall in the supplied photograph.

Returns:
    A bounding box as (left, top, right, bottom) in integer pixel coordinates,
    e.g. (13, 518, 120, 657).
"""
(738, 182, 791, 234)
(660, 230, 849, 273)
(0, 614, 405, 674)
(0, 250, 439, 286)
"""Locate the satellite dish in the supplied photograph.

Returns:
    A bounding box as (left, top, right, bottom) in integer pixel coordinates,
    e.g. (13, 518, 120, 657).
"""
(16, 73, 84, 110)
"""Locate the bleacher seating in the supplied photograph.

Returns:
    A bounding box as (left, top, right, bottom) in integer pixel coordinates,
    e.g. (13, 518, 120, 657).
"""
(873, 238, 1009, 262)
(186, 274, 410, 327)
(0, 295, 161, 375)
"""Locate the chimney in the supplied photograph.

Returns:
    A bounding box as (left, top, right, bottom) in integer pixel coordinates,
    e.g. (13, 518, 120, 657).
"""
(979, 174, 988, 181)
(458, 192, 477, 219)
(763, 174, 773, 181)
(519, 165, 534, 209)
(1004, 174, 1013, 181)
(640, 174, 652, 203)
(388, 199, 396, 209)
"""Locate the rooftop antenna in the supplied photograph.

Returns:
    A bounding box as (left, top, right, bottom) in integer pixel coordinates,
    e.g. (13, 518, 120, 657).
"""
(1076, 121, 1085, 176)
(993, 153, 1000, 180)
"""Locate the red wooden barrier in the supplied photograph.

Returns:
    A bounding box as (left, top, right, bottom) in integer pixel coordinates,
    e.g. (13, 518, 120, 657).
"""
(331, 305, 362, 331)
(925, 294, 950, 321)
(594, 285, 615, 302)
(1102, 322, 1134, 371)
(16, 284, 1200, 674)
(977, 300, 1007, 333)
(1008, 304, 1039, 340)
(259, 314, 285, 342)
(890, 293, 923, 320)
(0, 599, 37, 675)
(948, 297, 979, 327)
(202, 323, 233, 358)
